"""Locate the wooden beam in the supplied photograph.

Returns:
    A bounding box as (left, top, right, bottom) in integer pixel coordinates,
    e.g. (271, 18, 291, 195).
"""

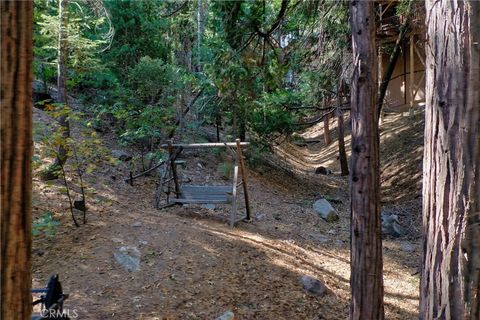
(171, 199, 229, 204)
(414, 42, 425, 66)
(413, 72, 425, 101)
(231, 165, 238, 227)
(160, 142, 249, 149)
(168, 140, 180, 198)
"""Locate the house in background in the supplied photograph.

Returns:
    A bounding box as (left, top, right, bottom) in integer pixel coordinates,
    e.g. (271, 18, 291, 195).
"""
(376, 1, 426, 117)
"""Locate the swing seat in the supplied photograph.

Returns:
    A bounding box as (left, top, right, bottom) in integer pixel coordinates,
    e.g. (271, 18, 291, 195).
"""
(172, 185, 233, 204)
(156, 140, 250, 227)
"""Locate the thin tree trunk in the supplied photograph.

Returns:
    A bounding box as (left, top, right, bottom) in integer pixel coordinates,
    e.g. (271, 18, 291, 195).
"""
(337, 86, 349, 176)
(421, 1, 480, 319)
(1, 1, 33, 318)
(376, 0, 413, 119)
(349, 1, 384, 319)
(324, 99, 332, 146)
(196, 0, 204, 72)
(56, 0, 70, 166)
(337, 110, 348, 176)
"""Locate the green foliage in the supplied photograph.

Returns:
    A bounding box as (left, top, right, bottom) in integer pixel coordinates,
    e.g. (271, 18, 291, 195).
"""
(218, 161, 234, 180)
(34, 0, 110, 92)
(128, 57, 176, 103)
(38, 105, 112, 225)
(33, 211, 60, 237)
(33, 0, 353, 153)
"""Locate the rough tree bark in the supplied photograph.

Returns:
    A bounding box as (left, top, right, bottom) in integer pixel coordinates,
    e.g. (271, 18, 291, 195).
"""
(1, 1, 33, 318)
(421, 1, 480, 319)
(349, 1, 384, 319)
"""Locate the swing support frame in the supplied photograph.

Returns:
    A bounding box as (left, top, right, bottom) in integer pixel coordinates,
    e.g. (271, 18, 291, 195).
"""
(155, 139, 251, 227)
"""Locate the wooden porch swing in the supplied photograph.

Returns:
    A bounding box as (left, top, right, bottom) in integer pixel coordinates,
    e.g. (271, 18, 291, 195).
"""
(154, 139, 251, 227)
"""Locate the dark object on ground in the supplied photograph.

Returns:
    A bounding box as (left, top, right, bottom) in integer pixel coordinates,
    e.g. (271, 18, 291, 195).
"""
(73, 199, 86, 212)
(315, 166, 332, 175)
(33, 92, 53, 110)
(40, 165, 61, 181)
(31, 274, 69, 319)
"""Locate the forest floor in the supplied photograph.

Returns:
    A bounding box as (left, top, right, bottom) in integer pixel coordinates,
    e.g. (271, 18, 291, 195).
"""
(32, 102, 424, 319)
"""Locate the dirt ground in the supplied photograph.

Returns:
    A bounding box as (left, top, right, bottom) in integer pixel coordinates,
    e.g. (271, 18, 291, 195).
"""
(32, 108, 423, 319)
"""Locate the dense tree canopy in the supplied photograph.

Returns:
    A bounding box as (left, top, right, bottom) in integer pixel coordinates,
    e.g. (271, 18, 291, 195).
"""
(33, 0, 351, 150)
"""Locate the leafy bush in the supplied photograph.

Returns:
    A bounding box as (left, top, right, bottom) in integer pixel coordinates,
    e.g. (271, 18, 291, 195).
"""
(33, 211, 60, 237)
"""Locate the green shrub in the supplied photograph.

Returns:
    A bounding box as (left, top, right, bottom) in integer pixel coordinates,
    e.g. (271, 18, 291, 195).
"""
(33, 211, 60, 237)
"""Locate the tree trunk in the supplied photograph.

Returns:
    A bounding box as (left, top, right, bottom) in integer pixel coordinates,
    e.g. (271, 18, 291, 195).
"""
(376, 0, 413, 119)
(349, 1, 384, 319)
(420, 1, 480, 319)
(196, 0, 204, 72)
(324, 111, 332, 146)
(56, 0, 70, 166)
(337, 87, 349, 176)
(1, 1, 33, 319)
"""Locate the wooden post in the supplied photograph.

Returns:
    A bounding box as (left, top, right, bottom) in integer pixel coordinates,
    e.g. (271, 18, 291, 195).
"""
(409, 35, 415, 116)
(235, 139, 251, 220)
(168, 140, 180, 198)
(129, 171, 134, 186)
(230, 165, 238, 227)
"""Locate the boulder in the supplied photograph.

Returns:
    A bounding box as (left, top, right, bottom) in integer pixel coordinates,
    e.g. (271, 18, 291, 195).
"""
(400, 242, 415, 252)
(381, 212, 405, 237)
(73, 199, 86, 211)
(112, 150, 132, 161)
(114, 246, 140, 272)
(315, 166, 332, 175)
(201, 204, 216, 210)
(313, 199, 339, 222)
(300, 275, 326, 296)
(216, 311, 235, 320)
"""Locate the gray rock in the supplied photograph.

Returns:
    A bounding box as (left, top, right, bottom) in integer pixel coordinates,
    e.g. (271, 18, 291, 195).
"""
(132, 222, 142, 227)
(315, 166, 332, 175)
(216, 311, 234, 320)
(311, 234, 330, 243)
(401, 242, 415, 252)
(381, 212, 405, 237)
(112, 149, 132, 161)
(256, 213, 267, 221)
(114, 246, 140, 272)
(201, 204, 216, 210)
(300, 275, 326, 296)
(313, 199, 339, 222)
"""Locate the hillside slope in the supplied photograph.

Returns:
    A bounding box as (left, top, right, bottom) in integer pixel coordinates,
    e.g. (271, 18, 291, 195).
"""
(272, 110, 425, 205)
(32, 105, 422, 319)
